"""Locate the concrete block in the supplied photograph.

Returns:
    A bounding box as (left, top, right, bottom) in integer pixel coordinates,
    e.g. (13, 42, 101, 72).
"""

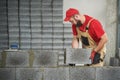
(66, 48, 91, 65)
(96, 67, 120, 80)
(58, 61, 64, 65)
(110, 57, 119, 66)
(16, 68, 43, 80)
(5, 51, 29, 68)
(0, 68, 15, 80)
(44, 67, 69, 80)
(69, 67, 96, 80)
(33, 50, 58, 67)
(58, 52, 65, 66)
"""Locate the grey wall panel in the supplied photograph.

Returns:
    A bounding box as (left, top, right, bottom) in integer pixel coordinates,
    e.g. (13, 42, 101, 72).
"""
(63, 24, 72, 49)
(19, 0, 31, 49)
(0, 0, 8, 50)
(41, 0, 53, 50)
(8, 0, 19, 48)
(0, 15, 7, 21)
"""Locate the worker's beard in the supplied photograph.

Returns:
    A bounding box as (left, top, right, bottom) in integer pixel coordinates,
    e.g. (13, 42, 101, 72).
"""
(76, 20, 82, 27)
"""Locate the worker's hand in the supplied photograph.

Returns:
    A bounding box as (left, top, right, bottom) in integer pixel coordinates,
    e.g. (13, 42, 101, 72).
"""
(90, 50, 96, 62)
(72, 38, 79, 48)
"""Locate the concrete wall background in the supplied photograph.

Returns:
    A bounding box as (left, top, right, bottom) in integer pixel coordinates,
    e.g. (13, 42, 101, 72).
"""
(105, 0, 117, 65)
(63, 0, 117, 65)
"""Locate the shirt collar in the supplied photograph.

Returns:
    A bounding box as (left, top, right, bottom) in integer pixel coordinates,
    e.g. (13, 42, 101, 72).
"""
(80, 15, 92, 31)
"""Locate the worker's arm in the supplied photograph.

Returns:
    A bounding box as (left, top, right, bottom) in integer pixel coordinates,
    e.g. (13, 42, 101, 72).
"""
(94, 33, 108, 52)
(90, 33, 108, 62)
(72, 36, 79, 48)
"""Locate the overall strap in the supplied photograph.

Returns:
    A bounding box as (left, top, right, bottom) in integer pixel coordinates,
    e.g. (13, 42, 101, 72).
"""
(86, 18, 94, 30)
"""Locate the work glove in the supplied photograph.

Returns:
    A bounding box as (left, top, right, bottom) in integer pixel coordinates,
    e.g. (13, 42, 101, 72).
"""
(90, 50, 96, 63)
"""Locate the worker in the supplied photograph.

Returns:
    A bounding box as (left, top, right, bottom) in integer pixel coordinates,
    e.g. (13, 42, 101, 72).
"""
(64, 8, 108, 66)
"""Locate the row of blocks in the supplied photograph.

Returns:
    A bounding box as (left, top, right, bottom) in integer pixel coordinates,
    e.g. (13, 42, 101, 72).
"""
(0, 67, 120, 80)
(0, 50, 58, 68)
(0, 49, 92, 68)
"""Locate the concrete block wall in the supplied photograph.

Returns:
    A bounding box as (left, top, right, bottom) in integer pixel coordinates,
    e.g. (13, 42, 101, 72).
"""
(0, 49, 120, 80)
(0, 67, 120, 80)
(0, 49, 77, 67)
(1, 49, 120, 67)
(0, 50, 59, 68)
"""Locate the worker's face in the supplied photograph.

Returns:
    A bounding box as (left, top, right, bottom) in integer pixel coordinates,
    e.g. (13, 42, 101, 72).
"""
(69, 15, 82, 27)
(69, 17, 77, 24)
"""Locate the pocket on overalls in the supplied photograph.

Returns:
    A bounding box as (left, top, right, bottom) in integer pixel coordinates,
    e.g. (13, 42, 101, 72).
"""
(81, 36, 89, 46)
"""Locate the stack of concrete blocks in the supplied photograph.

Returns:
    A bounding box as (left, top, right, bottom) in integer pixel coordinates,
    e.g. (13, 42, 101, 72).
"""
(0, 49, 120, 80)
